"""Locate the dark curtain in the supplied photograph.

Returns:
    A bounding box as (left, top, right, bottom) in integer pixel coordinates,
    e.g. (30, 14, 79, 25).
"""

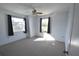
(40, 18, 42, 32)
(47, 17, 51, 33)
(24, 18, 27, 33)
(7, 15, 14, 36)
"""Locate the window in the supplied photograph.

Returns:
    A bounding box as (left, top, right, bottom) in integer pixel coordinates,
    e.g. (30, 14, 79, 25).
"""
(42, 18, 49, 33)
(11, 17, 25, 32)
(40, 17, 50, 33)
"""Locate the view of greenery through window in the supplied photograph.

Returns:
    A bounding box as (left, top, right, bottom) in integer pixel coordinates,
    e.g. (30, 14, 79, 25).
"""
(42, 18, 48, 33)
(12, 17, 25, 32)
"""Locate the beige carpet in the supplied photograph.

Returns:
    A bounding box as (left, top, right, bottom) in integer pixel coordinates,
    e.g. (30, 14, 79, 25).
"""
(0, 37, 65, 56)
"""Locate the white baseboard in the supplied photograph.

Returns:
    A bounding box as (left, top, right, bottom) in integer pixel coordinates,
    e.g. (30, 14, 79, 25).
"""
(56, 39, 65, 42)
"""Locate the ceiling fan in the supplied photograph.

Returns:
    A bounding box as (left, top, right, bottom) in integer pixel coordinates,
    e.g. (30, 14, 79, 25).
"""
(32, 8, 43, 15)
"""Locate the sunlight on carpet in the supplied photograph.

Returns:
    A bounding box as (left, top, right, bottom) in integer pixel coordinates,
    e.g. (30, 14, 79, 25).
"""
(34, 33, 55, 41)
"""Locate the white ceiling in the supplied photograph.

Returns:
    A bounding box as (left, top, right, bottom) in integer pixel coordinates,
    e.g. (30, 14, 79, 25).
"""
(0, 3, 73, 16)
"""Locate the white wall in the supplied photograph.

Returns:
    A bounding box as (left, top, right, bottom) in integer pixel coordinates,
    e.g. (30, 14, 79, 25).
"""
(29, 16, 35, 37)
(65, 4, 74, 52)
(36, 11, 69, 42)
(0, 8, 28, 46)
(28, 15, 38, 37)
(32, 15, 40, 36)
(50, 11, 68, 42)
(33, 16, 39, 36)
(70, 4, 79, 55)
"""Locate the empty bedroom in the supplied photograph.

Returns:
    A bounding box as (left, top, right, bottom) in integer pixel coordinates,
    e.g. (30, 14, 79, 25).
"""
(0, 3, 79, 56)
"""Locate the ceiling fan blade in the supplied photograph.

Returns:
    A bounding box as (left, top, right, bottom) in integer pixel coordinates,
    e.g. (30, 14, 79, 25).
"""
(36, 12, 43, 14)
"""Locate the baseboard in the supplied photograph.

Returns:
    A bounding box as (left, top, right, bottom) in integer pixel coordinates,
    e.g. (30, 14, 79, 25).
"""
(56, 39, 65, 43)
(0, 37, 28, 47)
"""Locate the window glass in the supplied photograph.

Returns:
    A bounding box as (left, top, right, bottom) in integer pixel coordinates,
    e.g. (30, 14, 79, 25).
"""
(42, 18, 48, 32)
(12, 17, 25, 32)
